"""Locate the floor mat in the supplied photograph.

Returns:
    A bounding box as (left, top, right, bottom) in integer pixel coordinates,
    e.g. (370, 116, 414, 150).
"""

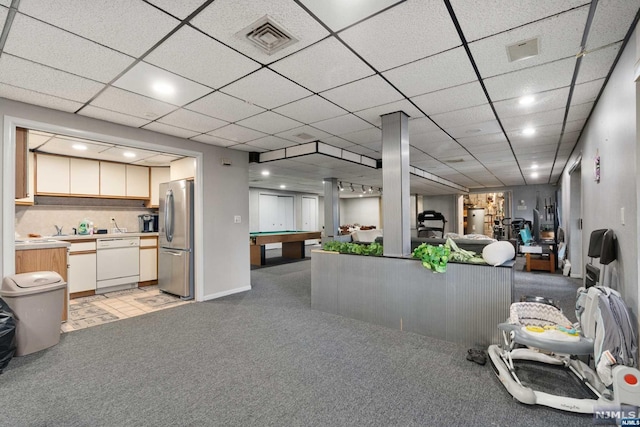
(135, 294, 182, 308)
(69, 302, 113, 320)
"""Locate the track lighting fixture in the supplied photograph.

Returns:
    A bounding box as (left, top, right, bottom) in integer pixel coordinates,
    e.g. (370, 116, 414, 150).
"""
(349, 183, 354, 192)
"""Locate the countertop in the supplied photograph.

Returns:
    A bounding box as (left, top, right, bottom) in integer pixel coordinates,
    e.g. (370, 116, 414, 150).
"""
(15, 232, 159, 250)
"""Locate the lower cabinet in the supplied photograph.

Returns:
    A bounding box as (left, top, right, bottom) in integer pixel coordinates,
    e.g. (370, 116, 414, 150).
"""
(67, 240, 97, 296)
(139, 236, 158, 284)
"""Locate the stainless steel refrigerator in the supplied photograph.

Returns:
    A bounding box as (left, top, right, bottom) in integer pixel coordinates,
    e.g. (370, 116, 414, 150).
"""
(158, 179, 194, 300)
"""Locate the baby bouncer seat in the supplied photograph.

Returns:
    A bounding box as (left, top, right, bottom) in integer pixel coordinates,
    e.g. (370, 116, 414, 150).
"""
(488, 285, 640, 414)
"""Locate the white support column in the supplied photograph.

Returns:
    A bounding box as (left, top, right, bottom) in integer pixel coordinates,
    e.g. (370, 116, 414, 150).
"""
(323, 178, 340, 240)
(381, 111, 411, 257)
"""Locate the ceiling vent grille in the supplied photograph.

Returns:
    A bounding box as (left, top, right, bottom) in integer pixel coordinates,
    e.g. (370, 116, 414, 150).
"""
(294, 132, 315, 140)
(238, 15, 298, 55)
(506, 37, 539, 62)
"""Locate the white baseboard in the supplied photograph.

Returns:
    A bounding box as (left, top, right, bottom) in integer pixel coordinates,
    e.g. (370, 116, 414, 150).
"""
(202, 285, 251, 301)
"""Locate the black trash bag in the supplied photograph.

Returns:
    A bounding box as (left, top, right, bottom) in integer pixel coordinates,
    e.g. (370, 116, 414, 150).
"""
(0, 297, 16, 373)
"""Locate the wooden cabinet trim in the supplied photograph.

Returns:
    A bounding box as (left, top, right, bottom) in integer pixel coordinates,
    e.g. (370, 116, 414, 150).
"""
(69, 250, 96, 256)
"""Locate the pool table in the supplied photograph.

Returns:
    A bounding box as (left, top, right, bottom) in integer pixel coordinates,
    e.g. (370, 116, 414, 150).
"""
(250, 230, 322, 266)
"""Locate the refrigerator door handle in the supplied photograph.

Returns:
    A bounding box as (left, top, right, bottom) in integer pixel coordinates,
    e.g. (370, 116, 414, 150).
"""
(162, 250, 182, 256)
(165, 189, 174, 242)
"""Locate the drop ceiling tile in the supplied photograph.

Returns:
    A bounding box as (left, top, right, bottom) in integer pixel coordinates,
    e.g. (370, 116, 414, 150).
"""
(355, 100, 424, 127)
(273, 96, 346, 124)
(450, 0, 589, 42)
(0, 2, 7, 8)
(113, 61, 212, 106)
(158, 109, 228, 133)
(18, 0, 180, 57)
(191, 0, 330, 64)
(248, 135, 295, 150)
(446, 120, 502, 138)
(5, 13, 135, 83)
(134, 153, 182, 167)
(565, 119, 586, 133)
(361, 140, 383, 152)
(39, 136, 113, 157)
(566, 102, 594, 123)
(142, 122, 201, 139)
(144, 26, 260, 90)
(561, 130, 581, 145)
(576, 42, 621, 84)
(208, 124, 266, 143)
(186, 91, 265, 122)
(146, 0, 208, 19)
(409, 117, 439, 135)
(586, 0, 640, 50)
(411, 81, 487, 115)
(340, 128, 382, 145)
(457, 132, 508, 147)
(571, 78, 605, 105)
(321, 75, 403, 112)
(340, 0, 460, 71)
(231, 143, 266, 153)
(312, 114, 373, 135)
(0, 54, 104, 103)
(0, 83, 83, 112)
(276, 125, 332, 143)
(92, 146, 156, 163)
(382, 47, 477, 98)
(506, 123, 561, 142)
(470, 7, 587, 78)
(484, 57, 575, 101)
(89, 86, 176, 120)
(236, 111, 302, 134)
(493, 87, 570, 119)
(78, 105, 152, 127)
(466, 142, 510, 155)
(221, 68, 312, 110)
(298, 0, 399, 32)
(270, 37, 374, 92)
(190, 134, 237, 147)
(410, 129, 452, 148)
(431, 104, 495, 129)
(500, 107, 565, 132)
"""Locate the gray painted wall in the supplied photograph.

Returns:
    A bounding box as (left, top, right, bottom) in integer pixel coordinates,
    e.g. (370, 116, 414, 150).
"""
(1, 98, 250, 300)
(339, 197, 381, 228)
(560, 22, 639, 319)
(420, 194, 457, 235)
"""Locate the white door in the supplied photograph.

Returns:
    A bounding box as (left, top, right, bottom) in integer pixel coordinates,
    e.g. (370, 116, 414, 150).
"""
(302, 196, 318, 244)
(259, 194, 294, 249)
(278, 196, 294, 230)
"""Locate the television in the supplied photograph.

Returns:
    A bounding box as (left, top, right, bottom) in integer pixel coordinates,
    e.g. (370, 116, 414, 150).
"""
(532, 208, 541, 243)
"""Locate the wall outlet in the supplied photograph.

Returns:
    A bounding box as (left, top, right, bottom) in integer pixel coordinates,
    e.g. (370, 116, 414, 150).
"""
(234, 215, 241, 224)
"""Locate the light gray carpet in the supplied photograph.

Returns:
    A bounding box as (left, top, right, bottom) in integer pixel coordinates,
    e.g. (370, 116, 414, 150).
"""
(0, 256, 591, 426)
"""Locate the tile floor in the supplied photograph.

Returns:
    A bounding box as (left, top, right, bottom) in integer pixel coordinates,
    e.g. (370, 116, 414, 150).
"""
(62, 285, 191, 333)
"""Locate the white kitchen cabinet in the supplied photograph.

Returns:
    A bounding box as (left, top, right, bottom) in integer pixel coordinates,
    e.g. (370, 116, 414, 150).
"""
(149, 167, 170, 207)
(139, 237, 158, 283)
(36, 154, 70, 194)
(126, 165, 150, 198)
(70, 158, 100, 195)
(170, 157, 195, 180)
(100, 161, 126, 196)
(67, 241, 97, 295)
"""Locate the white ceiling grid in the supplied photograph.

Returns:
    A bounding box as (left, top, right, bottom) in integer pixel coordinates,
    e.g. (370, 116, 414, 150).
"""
(0, 0, 637, 196)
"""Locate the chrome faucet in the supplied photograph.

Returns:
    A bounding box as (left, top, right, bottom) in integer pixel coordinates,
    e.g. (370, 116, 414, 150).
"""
(54, 225, 63, 236)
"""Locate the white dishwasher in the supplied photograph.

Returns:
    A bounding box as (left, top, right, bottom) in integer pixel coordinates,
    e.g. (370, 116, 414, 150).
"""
(96, 237, 140, 293)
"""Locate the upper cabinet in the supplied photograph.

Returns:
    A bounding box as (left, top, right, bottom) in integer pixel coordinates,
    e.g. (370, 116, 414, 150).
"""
(70, 158, 100, 195)
(36, 154, 70, 194)
(35, 153, 151, 200)
(126, 165, 150, 198)
(170, 157, 195, 181)
(15, 127, 29, 199)
(149, 167, 170, 208)
(99, 162, 126, 197)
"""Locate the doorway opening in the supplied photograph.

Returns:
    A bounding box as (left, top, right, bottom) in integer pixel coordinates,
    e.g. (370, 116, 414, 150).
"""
(463, 192, 511, 239)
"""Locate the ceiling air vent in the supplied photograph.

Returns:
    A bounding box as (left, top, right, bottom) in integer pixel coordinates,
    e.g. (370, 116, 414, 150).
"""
(445, 158, 465, 164)
(506, 37, 539, 62)
(238, 15, 298, 55)
(294, 132, 315, 140)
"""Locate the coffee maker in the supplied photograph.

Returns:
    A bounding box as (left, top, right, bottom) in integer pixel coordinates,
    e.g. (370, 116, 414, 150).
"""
(138, 214, 159, 232)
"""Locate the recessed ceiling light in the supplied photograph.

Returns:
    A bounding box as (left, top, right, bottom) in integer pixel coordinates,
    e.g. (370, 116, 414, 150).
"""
(261, 170, 270, 176)
(72, 143, 88, 151)
(531, 164, 539, 169)
(123, 151, 136, 158)
(531, 172, 539, 179)
(152, 81, 175, 95)
(519, 96, 535, 106)
(279, 184, 286, 189)
(359, 195, 363, 198)
(522, 127, 535, 136)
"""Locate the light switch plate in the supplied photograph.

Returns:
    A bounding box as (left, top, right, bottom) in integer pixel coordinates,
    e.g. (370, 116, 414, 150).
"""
(234, 215, 241, 224)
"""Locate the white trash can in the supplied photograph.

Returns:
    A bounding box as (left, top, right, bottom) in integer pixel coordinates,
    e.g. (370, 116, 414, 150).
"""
(0, 271, 66, 356)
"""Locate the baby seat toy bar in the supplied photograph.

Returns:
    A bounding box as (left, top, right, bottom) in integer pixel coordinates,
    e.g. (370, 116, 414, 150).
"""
(488, 285, 640, 414)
